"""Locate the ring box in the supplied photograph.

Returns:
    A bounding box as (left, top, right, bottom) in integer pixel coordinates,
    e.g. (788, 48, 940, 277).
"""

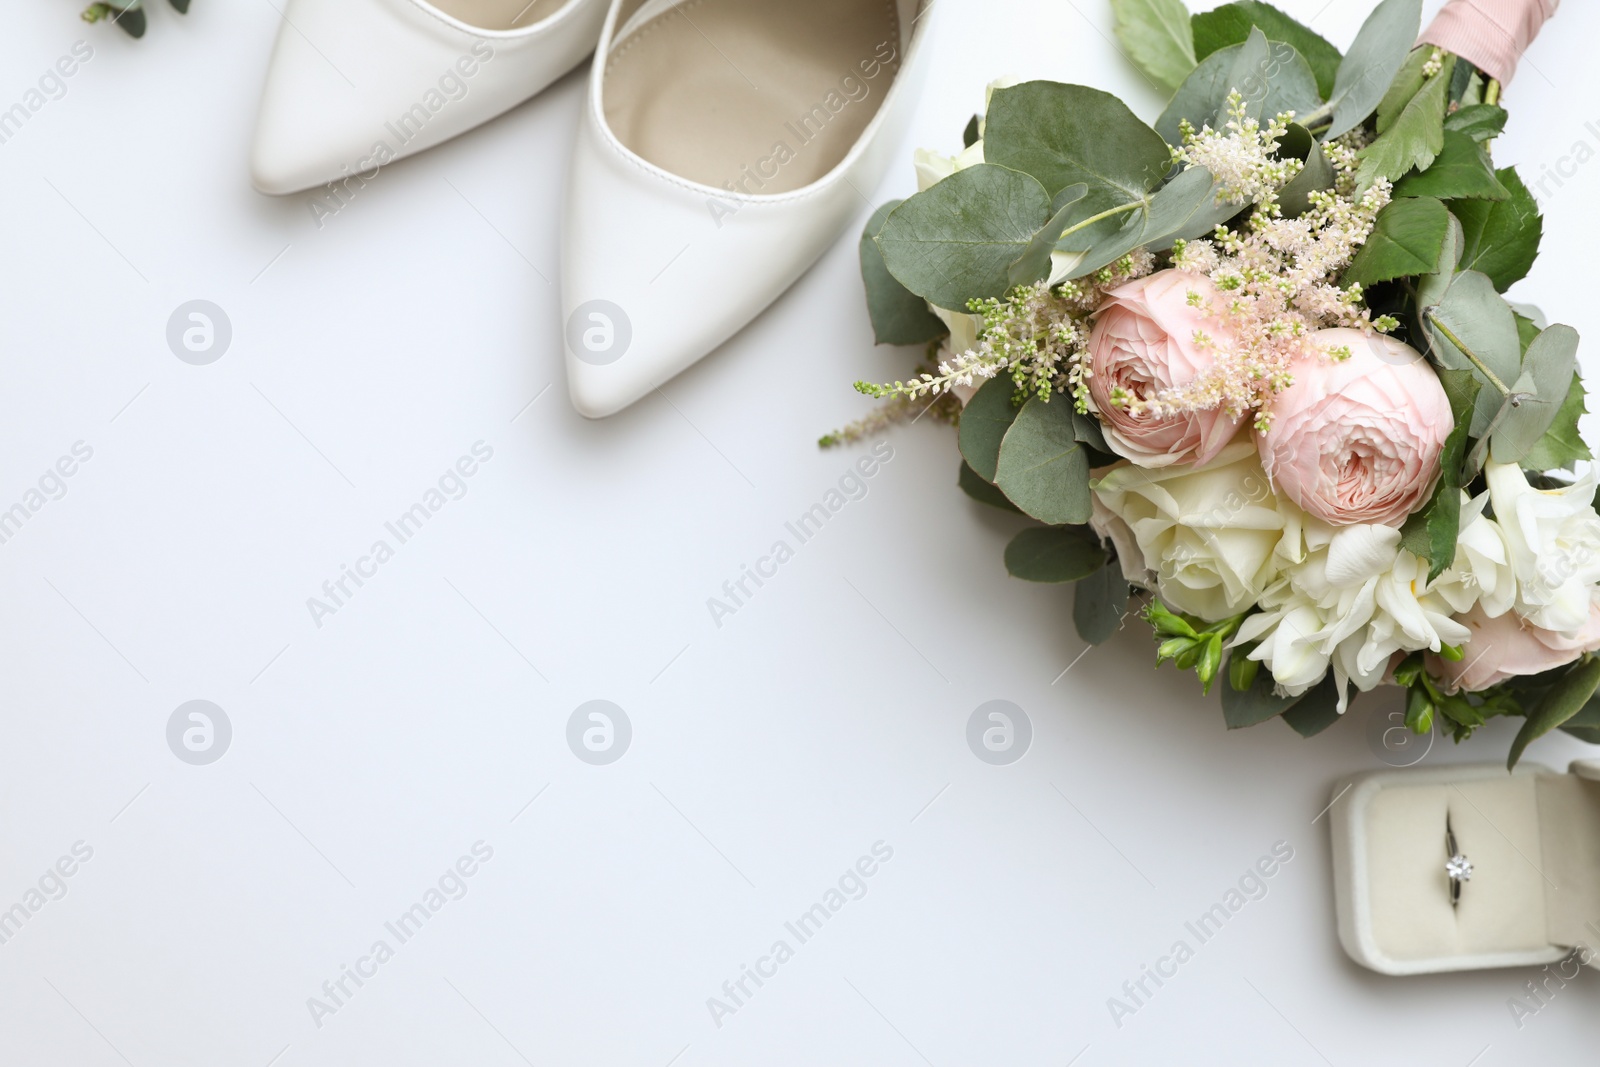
(1329, 760, 1600, 975)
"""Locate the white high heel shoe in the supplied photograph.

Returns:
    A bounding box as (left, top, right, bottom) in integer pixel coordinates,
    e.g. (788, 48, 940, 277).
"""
(560, 0, 934, 417)
(251, 0, 608, 196)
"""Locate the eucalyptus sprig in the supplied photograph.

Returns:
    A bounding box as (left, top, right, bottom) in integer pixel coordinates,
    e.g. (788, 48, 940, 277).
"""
(82, 0, 190, 39)
(1145, 600, 1250, 696)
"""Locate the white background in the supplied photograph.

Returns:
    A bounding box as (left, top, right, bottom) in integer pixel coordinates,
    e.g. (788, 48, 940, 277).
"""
(1, 0, 1597, 1063)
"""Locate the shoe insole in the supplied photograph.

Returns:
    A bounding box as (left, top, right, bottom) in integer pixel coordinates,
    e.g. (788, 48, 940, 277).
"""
(433, 0, 571, 31)
(604, 0, 903, 194)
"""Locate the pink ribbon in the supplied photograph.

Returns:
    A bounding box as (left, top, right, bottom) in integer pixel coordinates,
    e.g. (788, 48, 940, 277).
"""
(1417, 0, 1558, 86)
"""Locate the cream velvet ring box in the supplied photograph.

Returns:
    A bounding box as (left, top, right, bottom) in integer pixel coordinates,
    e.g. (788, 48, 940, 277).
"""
(1330, 761, 1600, 975)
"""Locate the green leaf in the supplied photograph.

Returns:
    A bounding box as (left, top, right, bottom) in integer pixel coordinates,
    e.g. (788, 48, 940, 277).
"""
(875, 164, 1052, 311)
(1520, 374, 1590, 472)
(1074, 561, 1129, 644)
(957, 460, 1023, 513)
(957, 376, 1019, 482)
(1155, 33, 1321, 148)
(1008, 183, 1089, 286)
(1491, 324, 1580, 464)
(1190, 1, 1342, 98)
(1071, 407, 1110, 453)
(1004, 525, 1107, 583)
(169, 0, 190, 11)
(1276, 123, 1335, 217)
(1352, 52, 1449, 191)
(984, 82, 1172, 209)
(1444, 104, 1507, 142)
(1425, 269, 1521, 437)
(994, 397, 1094, 525)
(1058, 164, 1233, 279)
(859, 201, 948, 345)
(1509, 657, 1600, 770)
(1111, 0, 1197, 89)
(1450, 167, 1542, 291)
(1374, 46, 1433, 134)
(962, 114, 980, 149)
(1221, 658, 1305, 728)
(1325, 0, 1424, 139)
(1281, 677, 1346, 737)
(1559, 695, 1600, 744)
(1399, 369, 1479, 582)
(1394, 130, 1511, 201)
(1341, 196, 1450, 288)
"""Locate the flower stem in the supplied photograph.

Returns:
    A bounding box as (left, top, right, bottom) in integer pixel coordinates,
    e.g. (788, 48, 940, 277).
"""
(1425, 313, 1513, 398)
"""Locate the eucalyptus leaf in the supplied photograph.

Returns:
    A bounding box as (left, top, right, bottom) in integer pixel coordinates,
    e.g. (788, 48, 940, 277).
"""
(1325, 0, 1424, 139)
(1276, 124, 1335, 216)
(994, 398, 1094, 525)
(1111, 0, 1198, 89)
(1004, 525, 1107, 583)
(1074, 561, 1130, 644)
(859, 201, 948, 345)
(1451, 167, 1542, 291)
(1490, 324, 1579, 464)
(1155, 37, 1320, 147)
(1008, 183, 1089, 286)
(1341, 195, 1450, 289)
(1394, 130, 1511, 201)
(1071, 407, 1110, 453)
(984, 81, 1172, 211)
(1509, 657, 1600, 770)
(1425, 270, 1521, 436)
(876, 164, 1052, 311)
(1190, 1, 1342, 98)
(958, 460, 1023, 513)
(1281, 677, 1347, 737)
(957, 376, 1020, 482)
(1520, 375, 1590, 472)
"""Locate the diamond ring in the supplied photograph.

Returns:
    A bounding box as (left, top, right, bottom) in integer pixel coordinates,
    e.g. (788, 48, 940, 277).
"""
(1446, 817, 1471, 908)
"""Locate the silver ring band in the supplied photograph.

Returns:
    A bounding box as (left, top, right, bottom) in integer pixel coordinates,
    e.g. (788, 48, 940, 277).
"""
(1445, 816, 1472, 908)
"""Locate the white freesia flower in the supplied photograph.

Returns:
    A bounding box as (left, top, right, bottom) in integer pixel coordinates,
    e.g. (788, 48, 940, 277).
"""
(1091, 442, 1294, 620)
(1429, 491, 1516, 618)
(1237, 523, 1471, 712)
(1486, 461, 1600, 633)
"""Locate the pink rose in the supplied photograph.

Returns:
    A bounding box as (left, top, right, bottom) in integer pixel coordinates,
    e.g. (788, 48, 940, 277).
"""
(1427, 597, 1600, 693)
(1086, 270, 1245, 469)
(1258, 329, 1453, 528)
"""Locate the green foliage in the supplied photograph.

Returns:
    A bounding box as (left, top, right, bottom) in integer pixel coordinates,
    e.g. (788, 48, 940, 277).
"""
(1004, 526, 1107, 583)
(1491, 323, 1579, 464)
(984, 82, 1172, 207)
(1190, 1, 1342, 98)
(1341, 196, 1450, 288)
(1443, 104, 1507, 142)
(1154, 32, 1320, 147)
(875, 164, 1052, 311)
(1394, 130, 1510, 201)
(993, 397, 1093, 525)
(1276, 123, 1334, 217)
(1074, 561, 1129, 644)
(1450, 167, 1542, 291)
(1145, 602, 1248, 700)
(1520, 374, 1590, 471)
(1111, 0, 1197, 90)
(1352, 51, 1450, 191)
(1324, 0, 1424, 139)
(957, 376, 1020, 482)
(1424, 269, 1521, 437)
(1281, 680, 1346, 737)
(1399, 369, 1480, 582)
(1009, 184, 1088, 286)
(82, 0, 189, 37)
(1509, 657, 1600, 770)
(858, 201, 948, 345)
(957, 460, 1022, 513)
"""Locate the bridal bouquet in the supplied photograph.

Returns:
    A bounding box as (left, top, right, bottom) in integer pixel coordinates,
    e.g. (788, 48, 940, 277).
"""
(835, 0, 1597, 766)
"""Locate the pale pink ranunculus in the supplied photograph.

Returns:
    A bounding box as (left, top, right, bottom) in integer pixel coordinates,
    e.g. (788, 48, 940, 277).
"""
(1258, 329, 1454, 528)
(1085, 270, 1245, 469)
(1427, 596, 1600, 693)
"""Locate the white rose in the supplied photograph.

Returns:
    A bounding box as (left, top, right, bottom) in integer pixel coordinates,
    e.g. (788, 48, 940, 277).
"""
(1091, 442, 1293, 621)
(1486, 462, 1600, 633)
